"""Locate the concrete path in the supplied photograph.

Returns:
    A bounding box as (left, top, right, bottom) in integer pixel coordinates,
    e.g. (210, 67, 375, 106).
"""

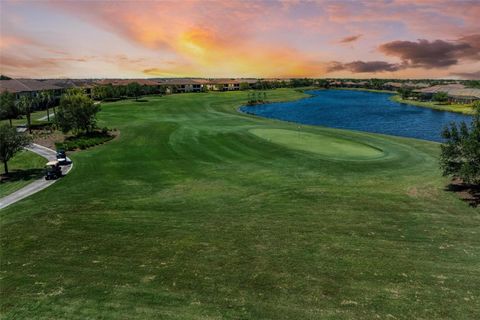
(0, 144, 72, 210)
(37, 112, 55, 121)
(14, 112, 54, 133)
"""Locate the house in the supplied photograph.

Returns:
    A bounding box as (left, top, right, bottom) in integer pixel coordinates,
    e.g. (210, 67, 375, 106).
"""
(95, 79, 161, 87)
(161, 79, 206, 93)
(0, 79, 63, 99)
(415, 84, 480, 103)
(342, 81, 367, 88)
(447, 88, 480, 104)
(383, 82, 403, 90)
(328, 80, 343, 87)
(41, 79, 96, 96)
(206, 79, 242, 91)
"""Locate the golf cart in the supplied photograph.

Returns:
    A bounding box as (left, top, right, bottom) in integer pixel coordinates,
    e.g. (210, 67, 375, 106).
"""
(45, 160, 62, 180)
(56, 149, 68, 165)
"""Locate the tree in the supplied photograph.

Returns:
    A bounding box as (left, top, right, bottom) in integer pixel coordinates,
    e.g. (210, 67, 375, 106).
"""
(290, 78, 313, 88)
(240, 82, 250, 91)
(466, 80, 480, 89)
(440, 102, 480, 185)
(40, 91, 53, 122)
(317, 79, 329, 88)
(398, 87, 412, 99)
(0, 91, 19, 127)
(92, 85, 107, 101)
(0, 124, 31, 174)
(18, 95, 37, 134)
(433, 91, 449, 103)
(127, 82, 142, 100)
(56, 90, 100, 134)
(369, 78, 384, 90)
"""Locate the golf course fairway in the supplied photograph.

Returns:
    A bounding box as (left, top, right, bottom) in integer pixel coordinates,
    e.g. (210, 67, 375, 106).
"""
(1, 89, 479, 319)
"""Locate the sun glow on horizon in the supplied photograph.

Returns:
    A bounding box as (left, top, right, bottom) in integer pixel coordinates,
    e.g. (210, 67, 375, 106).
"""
(0, 0, 479, 79)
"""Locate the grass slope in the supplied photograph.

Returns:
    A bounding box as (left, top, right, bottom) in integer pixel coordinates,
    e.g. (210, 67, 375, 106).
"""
(0, 150, 45, 198)
(1, 89, 479, 319)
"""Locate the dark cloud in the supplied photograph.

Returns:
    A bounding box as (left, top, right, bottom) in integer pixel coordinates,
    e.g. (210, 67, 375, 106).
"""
(327, 60, 401, 73)
(451, 70, 480, 80)
(379, 35, 480, 68)
(339, 34, 362, 44)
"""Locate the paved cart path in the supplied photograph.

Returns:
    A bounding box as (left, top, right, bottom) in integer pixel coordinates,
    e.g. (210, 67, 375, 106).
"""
(37, 112, 55, 121)
(0, 144, 72, 210)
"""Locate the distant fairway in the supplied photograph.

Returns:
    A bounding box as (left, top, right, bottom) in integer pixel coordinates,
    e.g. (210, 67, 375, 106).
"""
(249, 128, 385, 160)
(1, 89, 479, 319)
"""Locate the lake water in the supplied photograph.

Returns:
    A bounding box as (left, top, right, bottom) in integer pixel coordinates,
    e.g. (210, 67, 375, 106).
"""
(240, 90, 472, 142)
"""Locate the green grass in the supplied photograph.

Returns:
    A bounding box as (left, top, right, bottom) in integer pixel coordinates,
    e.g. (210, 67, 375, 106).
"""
(249, 128, 384, 160)
(0, 150, 46, 198)
(0, 109, 54, 127)
(1, 89, 479, 319)
(391, 95, 475, 115)
(333, 87, 396, 94)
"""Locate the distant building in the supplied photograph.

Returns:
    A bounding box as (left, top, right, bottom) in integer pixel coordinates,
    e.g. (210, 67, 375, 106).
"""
(415, 84, 480, 103)
(0, 79, 62, 98)
(161, 79, 206, 93)
(383, 82, 403, 90)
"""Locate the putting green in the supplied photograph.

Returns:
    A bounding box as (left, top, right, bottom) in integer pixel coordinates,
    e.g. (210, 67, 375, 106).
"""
(249, 128, 385, 160)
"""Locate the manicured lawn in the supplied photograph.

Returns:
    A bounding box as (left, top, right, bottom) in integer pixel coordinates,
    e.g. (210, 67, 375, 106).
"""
(249, 128, 384, 160)
(391, 95, 475, 115)
(0, 109, 54, 127)
(1, 89, 479, 319)
(0, 150, 45, 198)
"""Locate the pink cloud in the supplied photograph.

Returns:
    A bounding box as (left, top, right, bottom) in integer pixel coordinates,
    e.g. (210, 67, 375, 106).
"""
(1, 0, 479, 78)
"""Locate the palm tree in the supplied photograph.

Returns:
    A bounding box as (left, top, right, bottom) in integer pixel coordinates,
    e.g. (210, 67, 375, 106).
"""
(18, 95, 36, 134)
(40, 91, 54, 122)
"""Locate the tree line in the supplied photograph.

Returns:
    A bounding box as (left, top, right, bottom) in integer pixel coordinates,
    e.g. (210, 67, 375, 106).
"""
(1, 88, 100, 174)
(0, 90, 56, 133)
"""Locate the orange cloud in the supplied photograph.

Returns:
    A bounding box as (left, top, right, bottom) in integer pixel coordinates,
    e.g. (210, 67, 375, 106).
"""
(48, 1, 329, 77)
(2, 0, 479, 78)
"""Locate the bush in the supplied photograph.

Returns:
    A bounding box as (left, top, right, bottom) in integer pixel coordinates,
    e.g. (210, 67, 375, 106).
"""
(29, 123, 53, 131)
(102, 97, 124, 102)
(433, 91, 449, 103)
(55, 130, 114, 151)
(440, 105, 480, 185)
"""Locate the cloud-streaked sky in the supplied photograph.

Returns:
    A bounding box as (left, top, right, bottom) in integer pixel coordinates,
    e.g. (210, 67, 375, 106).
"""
(0, 0, 479, 79)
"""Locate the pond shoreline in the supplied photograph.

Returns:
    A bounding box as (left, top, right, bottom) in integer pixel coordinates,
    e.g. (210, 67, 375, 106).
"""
(240, 89, 471, 142)
(390, 94, 474, 115)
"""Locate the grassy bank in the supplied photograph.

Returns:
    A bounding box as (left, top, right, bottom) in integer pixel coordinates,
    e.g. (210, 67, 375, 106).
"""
(391, 95, 475, 115)
(1, 89, 479, 319)
(332, 87, 396, 94)
(0, 150, 45, 198)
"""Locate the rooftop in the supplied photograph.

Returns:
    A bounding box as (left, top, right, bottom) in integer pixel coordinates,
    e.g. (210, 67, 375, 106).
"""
(0, 79, 62, 93)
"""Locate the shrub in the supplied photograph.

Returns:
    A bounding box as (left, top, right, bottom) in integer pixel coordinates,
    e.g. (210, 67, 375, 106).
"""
(55, 130, 114, 151)
(102, 97, 123, 102)
(433, 91, 449, 103)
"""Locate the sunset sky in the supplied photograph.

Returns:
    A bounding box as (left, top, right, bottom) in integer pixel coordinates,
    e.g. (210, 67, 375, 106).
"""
(0, 0, 479, 79)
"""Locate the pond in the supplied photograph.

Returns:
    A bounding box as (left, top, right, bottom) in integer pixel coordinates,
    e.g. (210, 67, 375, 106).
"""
(240, 90, 472, 142)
